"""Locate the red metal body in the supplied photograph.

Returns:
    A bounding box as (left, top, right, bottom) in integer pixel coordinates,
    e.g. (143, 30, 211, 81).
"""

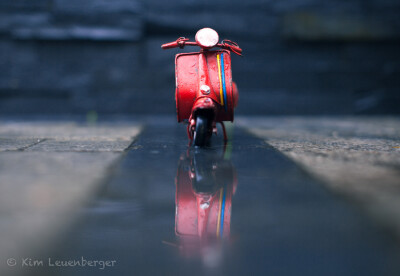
(175, 50, 235, 122)
(162, 29, 242, 144)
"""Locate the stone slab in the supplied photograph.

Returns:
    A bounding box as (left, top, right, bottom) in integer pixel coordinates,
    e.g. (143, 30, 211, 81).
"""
(25, 140, 133, 152)
(238, 116, 400, 237)
(0, 120, 141, 275)
(0, 138, 44, 151)
(0, 121, 140, 140)
(0, 152, 121, 275)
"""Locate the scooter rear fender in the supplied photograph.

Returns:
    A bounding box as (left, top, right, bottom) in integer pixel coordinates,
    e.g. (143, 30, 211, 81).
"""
(191, 97, 217, 120)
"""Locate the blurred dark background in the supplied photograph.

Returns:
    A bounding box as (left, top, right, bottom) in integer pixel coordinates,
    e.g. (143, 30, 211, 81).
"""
(1, 0, 399, 116)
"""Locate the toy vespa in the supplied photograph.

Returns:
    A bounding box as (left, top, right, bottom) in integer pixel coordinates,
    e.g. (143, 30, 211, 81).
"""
(162, 28, 242, 147)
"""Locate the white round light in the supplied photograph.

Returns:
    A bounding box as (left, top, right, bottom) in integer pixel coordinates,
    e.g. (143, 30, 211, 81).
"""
(195, 28, 219, 49)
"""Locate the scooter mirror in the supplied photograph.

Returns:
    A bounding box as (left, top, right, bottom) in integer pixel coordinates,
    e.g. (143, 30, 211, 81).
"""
(195, 28, 219, 49)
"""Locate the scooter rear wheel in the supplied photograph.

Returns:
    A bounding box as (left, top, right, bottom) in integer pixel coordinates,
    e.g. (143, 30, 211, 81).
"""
(193, 115, 210, 147)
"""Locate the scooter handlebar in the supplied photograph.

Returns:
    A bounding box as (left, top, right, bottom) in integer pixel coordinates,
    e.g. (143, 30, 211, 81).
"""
(162, 37, 242, 56)
(161, 41, 179, 49)
(218, 40, 242, 56)
(161, 37, 191, 50)
(229, 45, 242, 55)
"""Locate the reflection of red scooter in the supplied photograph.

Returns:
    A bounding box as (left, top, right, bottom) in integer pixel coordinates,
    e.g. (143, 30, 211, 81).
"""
(162, 28, 242, 147)
(173, 147, 237, 259)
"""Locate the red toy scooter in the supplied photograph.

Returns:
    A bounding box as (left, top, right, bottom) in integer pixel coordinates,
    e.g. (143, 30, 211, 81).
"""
(162, 28, 242, 147)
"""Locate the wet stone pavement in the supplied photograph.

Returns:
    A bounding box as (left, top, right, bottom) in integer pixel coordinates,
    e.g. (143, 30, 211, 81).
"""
(1, 116, 400, 276)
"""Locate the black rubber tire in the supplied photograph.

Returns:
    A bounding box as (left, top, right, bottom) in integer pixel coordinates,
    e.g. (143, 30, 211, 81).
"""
(193, 115, 210, 147)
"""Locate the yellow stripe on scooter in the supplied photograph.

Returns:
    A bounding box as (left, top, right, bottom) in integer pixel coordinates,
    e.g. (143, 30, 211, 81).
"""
(217, 54, 224, 105)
